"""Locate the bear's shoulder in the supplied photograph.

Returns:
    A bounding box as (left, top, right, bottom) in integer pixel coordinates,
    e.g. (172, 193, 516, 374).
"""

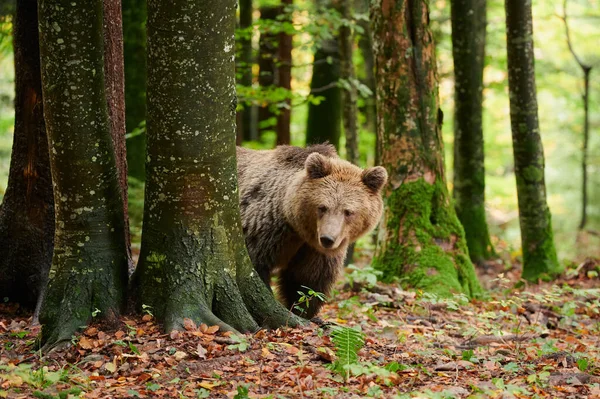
(274, 143, 338, 168)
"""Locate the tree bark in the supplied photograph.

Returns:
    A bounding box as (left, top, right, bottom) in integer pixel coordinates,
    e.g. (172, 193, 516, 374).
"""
(103, 0, 132, 270)
(276, 0, 293, 145)
(0, 0, 54, 314)
(371, 0, 481, 297)
(561, 0, 593, 230)
(131, 0, 300, 333)
(257, 5, 279, 140)
(505, 0, 561, 281)
(354, 0, 376, 135)
(236, 0, 255, 144)
(38, 0, 129, 347)
(339, 0, 359, 265)
(339, 0, 359, 165)
(450, 0, 494, 265)
(306, 38, 342, 149)
(122, 0, 147, 180)
(580, 68, 590, 230)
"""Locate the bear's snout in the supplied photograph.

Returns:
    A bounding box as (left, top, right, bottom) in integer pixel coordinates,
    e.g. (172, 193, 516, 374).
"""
(318, 213, 345, 250)
(319, 235, 335, 248)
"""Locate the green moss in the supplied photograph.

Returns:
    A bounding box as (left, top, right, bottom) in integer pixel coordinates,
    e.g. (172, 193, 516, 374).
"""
(522, 165, 544, 183)
(520, 212, 562, 281)
(373, 178, 482, 298)
(455, 202, 495, 264)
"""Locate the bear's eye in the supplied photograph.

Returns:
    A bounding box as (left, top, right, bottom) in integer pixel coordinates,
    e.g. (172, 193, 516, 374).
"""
(344, 210, 354, 218)
(318, 205, 328, 215)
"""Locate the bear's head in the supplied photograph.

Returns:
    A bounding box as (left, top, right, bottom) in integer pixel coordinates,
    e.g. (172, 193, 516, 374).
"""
(288, 152, 388, 254)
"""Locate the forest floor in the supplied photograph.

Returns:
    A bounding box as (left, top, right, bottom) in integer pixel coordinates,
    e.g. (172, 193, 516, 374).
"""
(1, 246, 599, 399)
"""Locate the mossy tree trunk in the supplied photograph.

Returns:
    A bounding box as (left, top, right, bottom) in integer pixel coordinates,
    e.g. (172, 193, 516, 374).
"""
(450, 0, 494, 265)
(505, 0, 561, 281)
(131, 0, 300, 333)
(276, 0, 293, 145)
(236, 0, 254, 143)
(38, 0, 130, 347)
(306, 37, 342, 149)
(122, 0, 147, 180)
(0, 0, 54, 316)
(371, 0, 481, 298)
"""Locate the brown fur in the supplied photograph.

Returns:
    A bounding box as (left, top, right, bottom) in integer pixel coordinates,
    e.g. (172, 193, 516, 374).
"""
(236, 144, 387, 318)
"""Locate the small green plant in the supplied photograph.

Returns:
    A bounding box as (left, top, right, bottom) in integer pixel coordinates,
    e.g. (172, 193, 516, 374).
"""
(196, 388, 211, 398)
(503, 362, 520, 374)
(293, 286, 326, 316)
(461, 349, 478, 363)
(142, 304, 154, 317)
(346, 265, 382, 289)
(91, 307, 101, 317)
(233, 384, 250, 399)
(526, 370, 550, 387)
(10, 331, 27, 339)
(128, 341, 140, 355)
(367, 384, 383, 397)
(0, 364, 70, 391)
(329, 325, 365, 380)
(577, 357, 590, 372)
(147, 383, 161, 392)
(227, 334, 250, 352)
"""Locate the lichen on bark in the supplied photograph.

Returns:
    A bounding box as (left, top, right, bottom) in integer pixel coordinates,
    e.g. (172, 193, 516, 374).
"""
(131, 0, 300, 333)
(37, 0, 129, 347)
(371, 0, 482, 298)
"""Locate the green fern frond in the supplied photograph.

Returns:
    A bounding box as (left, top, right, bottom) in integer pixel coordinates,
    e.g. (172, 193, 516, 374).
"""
(330, 325, 365, 379)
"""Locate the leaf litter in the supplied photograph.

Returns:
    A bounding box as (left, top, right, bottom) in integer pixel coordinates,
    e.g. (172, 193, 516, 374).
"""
(1, 255, 599, 398)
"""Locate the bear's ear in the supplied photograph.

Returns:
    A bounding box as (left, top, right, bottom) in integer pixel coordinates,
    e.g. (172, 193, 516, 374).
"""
(362, 166, 388, 193)
(305, 152, 332, 179)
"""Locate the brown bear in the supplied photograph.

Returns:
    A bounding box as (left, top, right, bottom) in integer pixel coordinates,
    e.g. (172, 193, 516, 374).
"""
(236, 144, 387, 318)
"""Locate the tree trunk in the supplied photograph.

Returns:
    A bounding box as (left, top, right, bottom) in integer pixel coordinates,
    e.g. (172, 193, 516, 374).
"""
(354, 0, 376, 135)
(339, 0, 358, 165)
(38, 0, 129, 347)
(122, 0, 147, 181)
(257, 5, 279, 140)
(371, 0, 481, 297)
(236, 0, 254, 144)
(450, 0, 494, 265)
(306, 38, 342, 149)
(103, 0, 132, 270)
(339, 0, 359, 265)
(276, 0, 293, 145)
(580, 68, 590, 230)
(0, 0, 54, 314)
(505, 0, 561, 281)
(131, 0, 300, 333)
(562, 0, 593, 230)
